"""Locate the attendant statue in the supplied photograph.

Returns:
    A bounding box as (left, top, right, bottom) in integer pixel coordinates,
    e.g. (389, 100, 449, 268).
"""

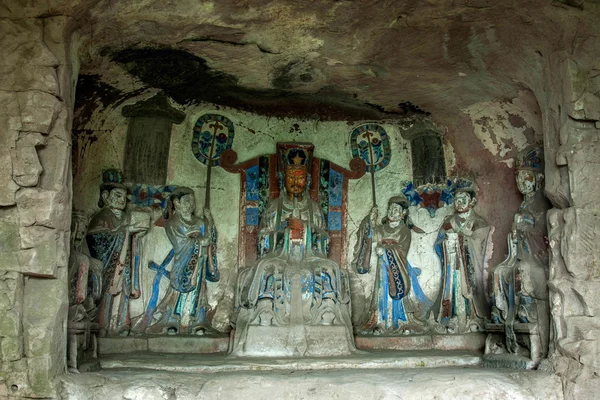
(435, 179, 493, 334)
(86, 170, 150, 336)
(490, 147, 550, 358)
(67, 211, 102, 371)
(352, 195, 426, 334)
(233, 145, 354, 356)
(147, 186, 220, 335)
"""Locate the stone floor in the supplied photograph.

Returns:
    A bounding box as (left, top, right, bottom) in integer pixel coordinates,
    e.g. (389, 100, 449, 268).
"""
(60, 351, 563, 399)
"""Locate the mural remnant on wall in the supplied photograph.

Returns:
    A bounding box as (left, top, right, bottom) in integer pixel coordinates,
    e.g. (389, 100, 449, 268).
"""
(122, 93, 185, 185)
(191, 114, 235, 167)
(350, 123, 391, 173)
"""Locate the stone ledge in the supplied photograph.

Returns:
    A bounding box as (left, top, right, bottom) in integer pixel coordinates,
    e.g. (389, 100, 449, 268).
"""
(98, 336, 230, 356)
(95, 350, 483, 373)
(355, 332, 486, 351)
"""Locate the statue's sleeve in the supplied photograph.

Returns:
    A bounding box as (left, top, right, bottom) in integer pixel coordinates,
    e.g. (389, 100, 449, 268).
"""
(352, 214, 373, 274)
(257, 201, 278, 256)
(310, 201, 330, 257)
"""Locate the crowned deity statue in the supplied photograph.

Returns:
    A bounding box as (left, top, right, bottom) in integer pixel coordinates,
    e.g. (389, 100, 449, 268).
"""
(146, 186, 220, 335)
(232, 144, 355, 356)
(352, 195, 427, 335)
(86, 170, 150, 336)
(490, 147, 550, 358)
(435, 179, 494, 334)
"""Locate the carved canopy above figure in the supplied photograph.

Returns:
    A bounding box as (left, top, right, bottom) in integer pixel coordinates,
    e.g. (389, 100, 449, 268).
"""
(220, 143, 366, 268)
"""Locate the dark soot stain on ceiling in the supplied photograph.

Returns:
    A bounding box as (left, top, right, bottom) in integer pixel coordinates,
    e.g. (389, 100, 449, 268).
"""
(110, 47, 395, 120)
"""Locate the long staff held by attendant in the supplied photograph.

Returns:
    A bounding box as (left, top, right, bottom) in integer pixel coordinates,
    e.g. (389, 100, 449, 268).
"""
(363, 130, 378, 208)
(204, 120, 222, 210)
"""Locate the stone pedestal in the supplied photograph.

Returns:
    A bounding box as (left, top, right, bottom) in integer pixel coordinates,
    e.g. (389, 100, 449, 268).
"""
(98, 336, 230, 355)
(355, 333, 486, 352)
(236, 325, 354, 357)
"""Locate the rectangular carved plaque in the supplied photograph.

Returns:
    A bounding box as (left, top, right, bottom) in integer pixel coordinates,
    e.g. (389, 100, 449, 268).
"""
(124, 116, 172, 185)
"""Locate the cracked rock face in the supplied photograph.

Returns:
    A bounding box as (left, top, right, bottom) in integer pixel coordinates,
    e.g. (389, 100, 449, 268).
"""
(69, 0, 599, 125)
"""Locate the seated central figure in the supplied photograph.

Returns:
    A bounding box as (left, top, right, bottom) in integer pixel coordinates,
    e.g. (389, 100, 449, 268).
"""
(232, 144, 355, 357)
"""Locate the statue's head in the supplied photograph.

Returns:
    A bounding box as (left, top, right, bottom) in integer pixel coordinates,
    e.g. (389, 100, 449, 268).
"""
(284, 166, 307, 197)
(70, 210, 89, 248)
(282, 147, 310, 197)
(386, 194, 410, 224)
(515, 146, 544, 195)
(98, 169, 127, 210)
(169, 186, 196, 216)
(454, 191, 476, 214)
(453, 178, 477, 214)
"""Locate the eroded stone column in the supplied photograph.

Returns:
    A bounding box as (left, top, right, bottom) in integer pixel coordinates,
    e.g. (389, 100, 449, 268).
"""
(0, 14, 75, 398)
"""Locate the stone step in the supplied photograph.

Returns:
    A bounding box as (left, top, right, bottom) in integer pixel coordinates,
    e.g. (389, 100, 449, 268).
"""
(62, 366, 563, 400)
(93, 350, 483, 373)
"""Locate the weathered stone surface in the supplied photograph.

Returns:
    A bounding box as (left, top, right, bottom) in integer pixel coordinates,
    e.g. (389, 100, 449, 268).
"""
(0, 19, 60, 94)
(0, 91, 21, 134)
(561, 207, 600, 280)
(0, 272, 23, 363)
(17, 91, 62, 134)
(17, 132, 46, 147)
(16, 240, 58, 278)
(56, 230, 69, 268)
(18, 226, 56, 250)
(0, 208, 20, 253)
(0, 272, 23, 312)
(15, 188, 68, 229)
(22, 268, 67, 397)
(568, 376, 600, 400)
(0, 65, 60, 94)
(0, 151, 19, 206)
(37, 137, 70, 191)
(11, 147, 42, 187)
(563, 142, 600, 210)
(0, 19, 58, 67)
(62, 365, 563, 400)
(571, 92, 600, 121)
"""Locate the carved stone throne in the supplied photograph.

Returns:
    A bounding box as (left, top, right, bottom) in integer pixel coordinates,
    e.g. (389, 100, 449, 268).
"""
(220, 143, 365, 356)
(220, 144, 366, 270)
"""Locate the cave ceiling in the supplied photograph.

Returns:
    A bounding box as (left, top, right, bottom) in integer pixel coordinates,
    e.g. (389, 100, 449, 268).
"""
(20, 0, 600, 123)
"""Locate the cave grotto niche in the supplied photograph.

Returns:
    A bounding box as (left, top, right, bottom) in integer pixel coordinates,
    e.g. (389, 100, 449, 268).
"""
(68, 59, 551, 371)
(47, 0, 600, 396)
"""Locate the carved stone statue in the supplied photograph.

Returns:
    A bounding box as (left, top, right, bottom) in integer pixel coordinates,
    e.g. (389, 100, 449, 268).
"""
(232, 145, 355, 356)
(146, 186, 220, 335)
(67, 210, 102, 371)
(490, 147, 550, 361)
(86, 170, 150, 336)
(435, 179, 493, 334)
(352, 195, 427, 334)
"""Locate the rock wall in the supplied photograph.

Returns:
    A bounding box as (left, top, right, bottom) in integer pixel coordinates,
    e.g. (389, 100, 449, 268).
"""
(0, 14, 76, 398)
(537, 48, 600, 399)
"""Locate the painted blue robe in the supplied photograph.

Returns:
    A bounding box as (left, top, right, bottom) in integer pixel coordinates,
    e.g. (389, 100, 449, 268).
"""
(352, 215, 428, 332)
(86, 207, 140, 335)
(164, 212, 219, 328)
